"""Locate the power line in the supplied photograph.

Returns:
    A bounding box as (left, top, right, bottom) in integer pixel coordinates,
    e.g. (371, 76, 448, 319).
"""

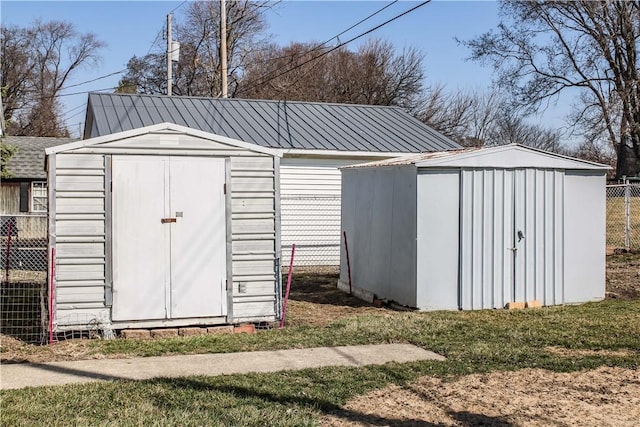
(62, 69, 127, 91)
(319, 0, 399, 48)
(243, 0, 431, 94)
(61, 102, 86, 117)
(249, 1, 400, 84)
(169, 0, 188, 15)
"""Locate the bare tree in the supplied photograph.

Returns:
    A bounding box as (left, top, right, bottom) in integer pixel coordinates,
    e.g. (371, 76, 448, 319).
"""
(462, 1, 640, 178)
(416, 86, 497, 145)
(119, 0, 271, 97)
(237, 39, 425, 110)
(417, 86, 565, 152)
(0, 20, 104, 136)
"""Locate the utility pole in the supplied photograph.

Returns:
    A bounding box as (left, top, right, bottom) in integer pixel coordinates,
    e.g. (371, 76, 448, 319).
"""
(0, 92, 5, 137)
(220, 0, 228, 98)
(167, 13, 173, 96)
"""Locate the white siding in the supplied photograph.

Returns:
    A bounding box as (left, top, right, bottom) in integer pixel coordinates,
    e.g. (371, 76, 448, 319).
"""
(280, 157, 378, 266)
(51, 131, 279, 330)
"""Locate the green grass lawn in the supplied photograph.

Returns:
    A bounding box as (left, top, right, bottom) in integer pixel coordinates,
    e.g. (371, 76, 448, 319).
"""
(2, 299, 639, 426)
(607, 196, 640, 249)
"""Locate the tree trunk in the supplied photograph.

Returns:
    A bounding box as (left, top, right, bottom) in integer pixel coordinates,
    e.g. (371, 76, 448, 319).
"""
(616, 134, 640, 179)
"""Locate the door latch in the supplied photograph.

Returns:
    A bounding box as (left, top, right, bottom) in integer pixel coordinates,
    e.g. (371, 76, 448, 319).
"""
(161, 218, 177, 224)
(517, 230, 525, 242)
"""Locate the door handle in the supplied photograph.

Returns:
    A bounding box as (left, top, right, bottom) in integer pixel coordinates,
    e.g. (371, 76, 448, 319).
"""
(508, 247, 517, 252)
(161, 218, 177, 224)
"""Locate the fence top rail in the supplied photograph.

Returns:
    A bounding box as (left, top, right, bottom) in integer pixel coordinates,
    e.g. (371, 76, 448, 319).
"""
(607, 183, 640, 188)
(0, 214, 48, 218)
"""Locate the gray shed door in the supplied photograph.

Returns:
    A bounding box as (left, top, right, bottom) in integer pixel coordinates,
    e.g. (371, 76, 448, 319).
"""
(111, 156, 227, 321)
(459, 169, 564, 310)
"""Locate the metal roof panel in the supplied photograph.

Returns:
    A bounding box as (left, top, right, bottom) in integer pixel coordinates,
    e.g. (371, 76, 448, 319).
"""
(86, 93, 461, 153)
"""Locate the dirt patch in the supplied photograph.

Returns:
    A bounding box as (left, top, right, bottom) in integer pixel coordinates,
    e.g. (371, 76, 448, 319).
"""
(322, 366, 640, 426)
(0, 334, 127, 364)
(606, 254, 640, 300)
(285, 272, 392, 327)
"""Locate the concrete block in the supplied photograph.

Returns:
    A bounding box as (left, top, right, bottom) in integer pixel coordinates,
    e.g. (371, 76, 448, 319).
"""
(120, 329, 150, 340)
(506, 301, 525, 310)
(207, 325, 234, 335)
(178, 327, 207, 337)
(234, 324, 256, 334)
(150, 328, 179, 339)
(525, 300, 542, 309)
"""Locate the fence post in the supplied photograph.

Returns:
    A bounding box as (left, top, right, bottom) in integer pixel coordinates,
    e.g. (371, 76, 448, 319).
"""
(4, 220, 12, 283)
(625, 180, 631, 249)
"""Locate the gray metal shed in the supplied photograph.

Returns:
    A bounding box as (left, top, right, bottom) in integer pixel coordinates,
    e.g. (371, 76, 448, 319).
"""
(46, 123, 281, 332)
(340, 144, 610, 310)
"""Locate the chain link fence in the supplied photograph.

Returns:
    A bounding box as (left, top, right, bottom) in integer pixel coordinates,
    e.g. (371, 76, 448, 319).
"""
(281, 195, 341, 269)
(606, 183, 640, 251)
(0, 214, 49, 344)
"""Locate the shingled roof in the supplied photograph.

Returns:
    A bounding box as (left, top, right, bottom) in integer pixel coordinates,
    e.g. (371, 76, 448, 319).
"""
(3, 136, 75, 179)
(84, 92, 460, 153)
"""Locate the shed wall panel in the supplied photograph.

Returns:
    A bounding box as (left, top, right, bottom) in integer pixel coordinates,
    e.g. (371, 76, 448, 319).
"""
(340, 166, 417, 307)
(230, 155, 278, 321)
(53, 154, 106, 330)
(563, 172, 606, 303)
(415, 170, 460, 310)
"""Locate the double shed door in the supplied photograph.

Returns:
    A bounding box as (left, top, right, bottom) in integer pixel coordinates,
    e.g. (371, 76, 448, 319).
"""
(459, 168, 564, 310)
(111, 156, 227, 321)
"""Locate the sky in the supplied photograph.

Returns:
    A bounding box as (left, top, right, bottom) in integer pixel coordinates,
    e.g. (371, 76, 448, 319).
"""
(0, 0, 570, 139)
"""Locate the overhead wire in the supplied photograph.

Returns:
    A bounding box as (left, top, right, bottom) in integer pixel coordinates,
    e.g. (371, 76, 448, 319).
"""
(242, 0, 432, 94)
(54, 0, 426, 115)
(245, 0, 401, 87)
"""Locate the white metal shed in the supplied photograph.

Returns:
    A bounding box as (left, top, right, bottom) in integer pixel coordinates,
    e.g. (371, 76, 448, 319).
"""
(46, 123, 281, 332)
(340, 144, 610, 310)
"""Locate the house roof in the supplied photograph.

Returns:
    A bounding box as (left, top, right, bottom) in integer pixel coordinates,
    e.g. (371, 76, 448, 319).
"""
(84, 92, 461, 153)
(3, 136, 75, 179)
(344, 144, 611, 171)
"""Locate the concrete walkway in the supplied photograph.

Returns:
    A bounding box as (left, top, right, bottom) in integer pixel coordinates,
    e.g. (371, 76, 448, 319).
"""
(0, 344, 445, 390)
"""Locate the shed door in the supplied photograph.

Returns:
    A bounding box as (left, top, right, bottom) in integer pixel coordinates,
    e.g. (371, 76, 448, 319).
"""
(459, 169, 564, 310)
(512, 169, 564, 306)
(111, 156, 227, 321)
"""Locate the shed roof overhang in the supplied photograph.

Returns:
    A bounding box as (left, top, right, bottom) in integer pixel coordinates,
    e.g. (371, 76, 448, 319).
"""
(343, 144, 611, 171)
(46, 122, 281, 157)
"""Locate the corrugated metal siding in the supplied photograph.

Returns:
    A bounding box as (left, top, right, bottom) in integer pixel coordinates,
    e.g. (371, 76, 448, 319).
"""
(51, 132, 278, 329)
(514, 169, 564, 305)
(459, 168, 564, 310)
(53, 153, 109, 329)
(86, 93, 461, 153)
